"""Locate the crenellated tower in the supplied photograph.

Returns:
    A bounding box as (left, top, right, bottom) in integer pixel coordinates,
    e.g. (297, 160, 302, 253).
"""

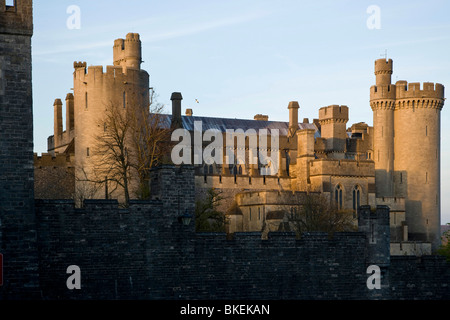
(113, 32, 142, 70)
(0, 0, 40, 298)
(370, 58, 445, 250)
(370, 59, 396, 197)
(48, 33, 150, 203)
(318, 105, 349, 159)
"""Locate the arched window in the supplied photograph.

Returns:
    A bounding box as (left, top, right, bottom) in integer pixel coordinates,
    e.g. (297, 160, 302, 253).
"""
(335, 184, 343, 210)
(352, 185, 361, 214)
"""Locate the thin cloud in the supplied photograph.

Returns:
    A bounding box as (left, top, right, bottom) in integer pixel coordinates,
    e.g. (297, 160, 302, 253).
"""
(33, 10, 270, 57)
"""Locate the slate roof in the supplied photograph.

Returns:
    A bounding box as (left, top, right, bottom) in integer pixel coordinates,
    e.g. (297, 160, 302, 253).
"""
(159, 114, 320, 138)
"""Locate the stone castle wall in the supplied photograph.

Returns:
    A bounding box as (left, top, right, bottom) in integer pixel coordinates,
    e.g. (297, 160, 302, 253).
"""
(0, 0, 40, 299)
(32, 193, 449, 300)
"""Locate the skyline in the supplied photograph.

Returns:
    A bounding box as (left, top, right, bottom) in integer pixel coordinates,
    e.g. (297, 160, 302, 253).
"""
(31, 0, 450, 224)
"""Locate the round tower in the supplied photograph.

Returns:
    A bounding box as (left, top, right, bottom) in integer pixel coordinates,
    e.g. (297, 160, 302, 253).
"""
(393, 81, 444, 250)
(113, 33, 142, 70)
(72, 33, 149, 204)
(370, 58, 396, 197)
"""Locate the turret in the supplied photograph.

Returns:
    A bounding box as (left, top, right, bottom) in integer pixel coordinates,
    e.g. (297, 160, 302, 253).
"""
(318, 105, 348, 158)
(392, 79, 444, 250)
(113, 33, 142, 70)
(370, 57, 445, 251)
(370, 59, 395, 198)
(296, 128, 315, 191)
(374, 58, 393, 86)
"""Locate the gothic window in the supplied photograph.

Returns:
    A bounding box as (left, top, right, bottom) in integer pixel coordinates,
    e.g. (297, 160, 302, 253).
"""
(352, 185, 361, 214)
(335, 184, 343, 210)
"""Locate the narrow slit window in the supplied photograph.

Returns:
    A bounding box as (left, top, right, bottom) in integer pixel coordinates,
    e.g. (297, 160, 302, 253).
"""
(352, 185, 361, 214)
(86, 147, 90, 157)
(85, 92, 88, 109)
(123, 91, 126, 108)
(335, 184, 343, 210)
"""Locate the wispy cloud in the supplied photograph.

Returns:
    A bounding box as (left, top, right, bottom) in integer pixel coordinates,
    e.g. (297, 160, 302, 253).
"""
(142, 10, 270, 43)
(33, 10, 270, 57)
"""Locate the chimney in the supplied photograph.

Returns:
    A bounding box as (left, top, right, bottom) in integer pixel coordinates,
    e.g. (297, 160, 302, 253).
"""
(185, 108, 193, 116)
(66, 93, 74, 132)
(288, 101, 299, 137)
(254, 114, 269, 121)
(53, 98, 63, 148)
(171, 92, 183, 129)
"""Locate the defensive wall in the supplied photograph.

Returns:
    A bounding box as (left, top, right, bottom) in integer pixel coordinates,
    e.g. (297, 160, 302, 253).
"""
(26, 166, 450, 300)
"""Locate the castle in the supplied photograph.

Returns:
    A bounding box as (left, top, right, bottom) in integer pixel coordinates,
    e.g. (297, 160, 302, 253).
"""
(39, 31, 445, 253)
(1, 0, 449, 301)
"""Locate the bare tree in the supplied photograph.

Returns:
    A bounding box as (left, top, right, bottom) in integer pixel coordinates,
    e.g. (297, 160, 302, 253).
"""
(129, 92, 171, 199)
(92, 101, 134, 206)
(87, 91, 170, 206)
(288, 193, 357, 237)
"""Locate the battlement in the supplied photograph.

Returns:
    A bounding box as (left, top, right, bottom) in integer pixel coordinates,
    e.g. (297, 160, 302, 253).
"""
(34, 152, 73, 167)
(0, 0, 33, 36)
(374, 58, 393, 74)
(235, 190, 308, 206)
(74, 63, 149, 86)
(196, 174, 292, 190)
(395, 81, 444, 100)
(369, 84, 397, 103)
(309, 158, 375, 177)
(318, 105, 349, 123)
(371, 81, 445, 110)
(73, 61, 87, 70)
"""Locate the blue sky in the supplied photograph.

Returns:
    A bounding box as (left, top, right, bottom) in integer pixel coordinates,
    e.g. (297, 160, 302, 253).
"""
(32, 0, 450, 224)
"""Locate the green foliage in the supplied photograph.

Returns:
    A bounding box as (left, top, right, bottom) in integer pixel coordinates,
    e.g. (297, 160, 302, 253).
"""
(437, 223, 450, 261)
(195, 188, 228, 232)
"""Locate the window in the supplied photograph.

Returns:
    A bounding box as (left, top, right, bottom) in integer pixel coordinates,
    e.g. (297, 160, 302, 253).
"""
(123, 91, 126, 108)
(352, 185, 361, 214)
(335, 184, 343, 210)
(6, 0, 15, 7)
(249, 208, 252, 221)
(86, 147, 90, 157)
(85, 92, 88, 110)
